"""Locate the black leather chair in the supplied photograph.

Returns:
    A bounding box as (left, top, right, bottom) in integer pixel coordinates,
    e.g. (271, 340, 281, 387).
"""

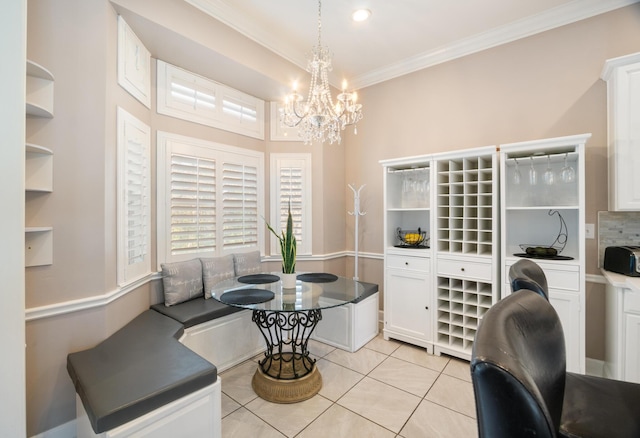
(509, 258, 549, 299)
(471, 289, 640, 438)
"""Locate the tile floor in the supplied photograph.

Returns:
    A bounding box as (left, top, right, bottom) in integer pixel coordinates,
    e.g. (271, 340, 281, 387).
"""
(219, 332, 478, 437)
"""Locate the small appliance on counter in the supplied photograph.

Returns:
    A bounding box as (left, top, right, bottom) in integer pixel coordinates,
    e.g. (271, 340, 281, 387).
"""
(604, 246, 640, 277)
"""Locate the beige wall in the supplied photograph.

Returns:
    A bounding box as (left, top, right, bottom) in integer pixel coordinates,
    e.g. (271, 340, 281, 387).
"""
(22, 0, 640, 434)
(346, 4, 640, 361)
(24, 0, 346, 434)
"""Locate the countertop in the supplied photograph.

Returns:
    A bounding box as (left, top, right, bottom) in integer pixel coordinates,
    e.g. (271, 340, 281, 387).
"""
(601, 269, 640, 293)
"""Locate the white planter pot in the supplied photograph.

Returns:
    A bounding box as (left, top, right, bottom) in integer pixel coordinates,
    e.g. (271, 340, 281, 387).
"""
(281, 273, 297, 289)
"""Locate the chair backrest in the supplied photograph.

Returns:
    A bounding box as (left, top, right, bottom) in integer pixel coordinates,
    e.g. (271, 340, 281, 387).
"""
(509, 259, 549, 300)
(471, 290, 566, 438)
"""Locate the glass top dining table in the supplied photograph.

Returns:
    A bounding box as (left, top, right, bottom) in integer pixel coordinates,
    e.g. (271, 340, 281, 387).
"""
(208, 272, 374, 403)
(209, 272, 367, 312)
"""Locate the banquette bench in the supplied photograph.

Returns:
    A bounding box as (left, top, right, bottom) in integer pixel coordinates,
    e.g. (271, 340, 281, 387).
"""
(67, 251, 379, 437)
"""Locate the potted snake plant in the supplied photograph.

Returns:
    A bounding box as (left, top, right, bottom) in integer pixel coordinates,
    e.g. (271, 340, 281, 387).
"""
(265, 201, 297, 288)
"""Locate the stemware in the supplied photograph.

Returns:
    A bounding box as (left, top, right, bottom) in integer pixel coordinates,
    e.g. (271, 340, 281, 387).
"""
(513, 158, 521, 185)
(543, 155, 555, 185)
(529, 157, 537, 185)
(561, 153, 576, 183)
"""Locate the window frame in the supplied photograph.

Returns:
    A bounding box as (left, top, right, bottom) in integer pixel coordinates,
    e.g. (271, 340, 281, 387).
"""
(269, 153, 312, 256)
(116, 107, 152, 286)
(156, 60, 265, 140)
(157, 131, 264, 267)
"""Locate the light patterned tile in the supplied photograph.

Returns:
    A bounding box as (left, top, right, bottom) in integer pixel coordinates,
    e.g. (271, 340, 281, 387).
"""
(426, 374, 476, 418)
(246, 394, 332, 438)
(221, 392, 241, 418)
(298, 404, 395, 438)
(316, 358, 364, 401)
(220, 360, 259, 405)
(442, 357, 472, 382)
(369, 356, 439, 397)
(307, 339, 336, 358)
(366, 332, 402, 355)
(222, 407, 285, 438)
(400, 399, 478, 438)
(324, 346, 387, 374)
(391, 344, 450, 372)
(338, 376, 421, 433)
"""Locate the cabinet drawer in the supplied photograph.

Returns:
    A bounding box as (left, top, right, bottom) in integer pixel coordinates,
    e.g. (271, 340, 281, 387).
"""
(505, 262, 579, 291)
(437, 259, 492, 281)
(545, 269, 579, 291)
(625, 290, 640, 314)
(387, 255, 430, 272)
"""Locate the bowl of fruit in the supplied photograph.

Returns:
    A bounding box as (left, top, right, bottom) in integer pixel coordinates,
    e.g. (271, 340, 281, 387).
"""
(396, 228, 429, 248)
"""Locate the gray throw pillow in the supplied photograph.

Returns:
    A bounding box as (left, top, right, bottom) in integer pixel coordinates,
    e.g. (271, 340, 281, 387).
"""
(200, 255, 235, 299)
(233, 250, 262, 276)
(161, 259, 204, 306)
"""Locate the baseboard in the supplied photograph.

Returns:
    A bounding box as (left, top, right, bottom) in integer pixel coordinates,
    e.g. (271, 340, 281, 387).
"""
(586, 357, 605, 377)
(31, 419, 76, 438)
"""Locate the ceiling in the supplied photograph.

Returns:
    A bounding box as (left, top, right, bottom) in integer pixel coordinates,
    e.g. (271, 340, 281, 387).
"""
(185, 0, 637, 90)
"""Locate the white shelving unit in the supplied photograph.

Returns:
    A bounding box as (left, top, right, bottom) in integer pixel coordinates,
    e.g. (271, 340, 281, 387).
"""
(25, 60, 54, 267)
(433, 146, 499, 360)
(500, 133, 590, 373)
(380, 156, 434, 352)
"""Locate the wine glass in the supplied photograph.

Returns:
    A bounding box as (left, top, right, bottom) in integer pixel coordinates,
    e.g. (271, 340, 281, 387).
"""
(561, 153, 576, 183)
(513, 158, 521, 185)
(543, 155, 555, 185)
(529, 157, 537, 185)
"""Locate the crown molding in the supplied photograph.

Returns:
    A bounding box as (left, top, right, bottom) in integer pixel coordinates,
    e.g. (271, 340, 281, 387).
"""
(186, 0, 639, 90)
(351, 0, 640, 89)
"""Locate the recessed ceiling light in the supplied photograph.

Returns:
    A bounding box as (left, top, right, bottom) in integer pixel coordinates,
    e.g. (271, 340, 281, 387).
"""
(352, 9, 371, 22)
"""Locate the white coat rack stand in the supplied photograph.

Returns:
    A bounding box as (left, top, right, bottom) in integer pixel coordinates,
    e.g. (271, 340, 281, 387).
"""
(348, 184, 366, 280)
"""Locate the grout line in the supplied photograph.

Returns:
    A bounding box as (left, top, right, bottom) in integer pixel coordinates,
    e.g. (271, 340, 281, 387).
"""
(221, 337, 478, 437)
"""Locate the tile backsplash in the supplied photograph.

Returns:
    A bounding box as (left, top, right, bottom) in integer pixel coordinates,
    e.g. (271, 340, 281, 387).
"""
(598, 211, 640, 267)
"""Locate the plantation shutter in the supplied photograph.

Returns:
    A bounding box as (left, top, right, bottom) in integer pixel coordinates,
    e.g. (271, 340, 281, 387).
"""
(278, 165, 304, 248)
(117, 107, 151, 286)
(169, 154, 216, 256)
(222, 94, 258, 124)
(221, 161, 259, 250)
(126, 137, 148, 265)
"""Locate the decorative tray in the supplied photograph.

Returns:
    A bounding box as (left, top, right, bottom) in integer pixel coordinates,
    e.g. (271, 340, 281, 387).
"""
(514, 210, 573, 260)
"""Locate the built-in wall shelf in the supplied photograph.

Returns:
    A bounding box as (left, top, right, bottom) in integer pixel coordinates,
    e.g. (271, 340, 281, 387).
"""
(25, 60, 55, 267)
(26, 143, 53, 192)
(25, 227, 53, 267)
(26, 60, 54, 118)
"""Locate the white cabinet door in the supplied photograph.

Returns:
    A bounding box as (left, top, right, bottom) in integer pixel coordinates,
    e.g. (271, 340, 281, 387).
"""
(602, 52, 640, 211)
(549, 289, 581, 373)
(384, 268, 431, 348)
(624, 313, 640, 383)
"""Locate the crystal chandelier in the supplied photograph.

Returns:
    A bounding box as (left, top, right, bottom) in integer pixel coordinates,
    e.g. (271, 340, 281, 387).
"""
(281, 0, 363, 145)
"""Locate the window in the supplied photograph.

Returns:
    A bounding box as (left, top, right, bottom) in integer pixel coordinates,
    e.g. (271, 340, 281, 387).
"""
(157, 132, 264, 265)
(157, 60, 265, 140)
(116, 107, 151, 285)
(270, 154, 312, 256)
(117, 16, 151, 108)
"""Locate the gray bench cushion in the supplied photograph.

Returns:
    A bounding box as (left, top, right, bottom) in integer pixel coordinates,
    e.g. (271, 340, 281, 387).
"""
(151, 296, 243, 328)
(67, 310, 218, 434)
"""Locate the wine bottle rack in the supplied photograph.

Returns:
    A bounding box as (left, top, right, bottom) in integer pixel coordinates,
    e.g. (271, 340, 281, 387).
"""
(436, 276, 493, 351)
(436, 155, 494, 255)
